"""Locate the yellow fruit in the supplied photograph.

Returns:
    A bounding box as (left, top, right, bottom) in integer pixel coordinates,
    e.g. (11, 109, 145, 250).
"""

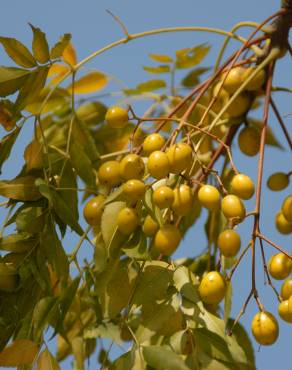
(198, 185, 221, 211)
(105, 106, 129, 128)
(251, 311, 279, 345)
(275, 212, 292, 235)
(238, 127, 260, 156)
(123, 179, 146, 201)
(166, 143, 192, 174)
(267, 172, 289, 191)
(221, 195, 246, 221)
(281, 278, 292, 300)
(225, 93, 251, 118)
(83, 195, 106, 226)
(147, 151, 170, 179)
(142, 215, 159, 236)
(120, 154, 145, 180)
(282, 195, 292, 222)
(143, 133, 165, 154)
(220, 67, 246, 94)
(116, 207, 139, 235)
(154, 225, 181, 256)
(244, 67, 266, 91)
(172, 184, 194, 215)
(198, 271, 226, 304)
(153, 186, 174, 209)
(230, 173, 255, 200)
(0, 263, 18, 292)
(98, 161, 121, 187)
(217, 229, 241, 257)
(278, 300, 292, 323)
(268, 253, 292, 280)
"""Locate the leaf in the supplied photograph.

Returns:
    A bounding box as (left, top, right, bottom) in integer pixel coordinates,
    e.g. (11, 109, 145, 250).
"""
(149, 54, 173, 63)
(0, 37, 36, 68)
(70, 141, 95, 186)
(143, 346, 189, 370)
(0, 126, 21, 173)
(0, 233, 37, 253)
(71, 337, 84, 370)
(15, 66, 49, 110)
(0, 339, 38, 367)
(0, 176, 41, 201)
(68, 71, 108, 94)
(0, 66, 30, 97)
(176, 44, 210, 69)
(94, 235, 108, 273)
(48, 63, 70, 85)
(37, 349, 60, 370)
(85, 322, 122, 344)
(137, 79, 166, 92)
(173, 266, 200, 304)
(142, 188, 163, 226)
(32, 297, 57, 340)
(25, 87, 70, 114)
(101, 201, 126, 246)
(110, 351, 135, 370)
(249, 118, 283, 149)
(224, 281, 232, 327)
(29, 24, 50, 64)
(16, 206, 45, 233)
(24, 139, 44, 171)
(122, 229, 149, 259)
(143, 65, 171, 74)
(50, 33, 71, 59)
(72, 118, 100, 163)
(37, 178, 83, 235)
(181, 67, 210, 87)
(62, 43, 77, 66)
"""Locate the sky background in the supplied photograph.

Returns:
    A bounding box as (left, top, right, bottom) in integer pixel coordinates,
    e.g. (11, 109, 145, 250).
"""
(0, 1, 291, 369)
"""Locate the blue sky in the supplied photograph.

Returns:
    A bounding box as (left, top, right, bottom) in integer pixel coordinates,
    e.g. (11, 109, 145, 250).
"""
(0, 1, 291, 369)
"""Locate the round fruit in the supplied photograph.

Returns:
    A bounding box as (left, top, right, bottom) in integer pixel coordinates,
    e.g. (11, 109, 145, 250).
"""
(220, 67, 246, 94)
(123, 179, 146, 201)
(226, 92, 251, 118)
(105, 106, 129, 128)
(116, 207, 139, 235)
(0, 263, 18, 292)
(142, 215, 159, 237)
(278, 300, 292, 323)
(217, 229, 241, 257)
(244, 67, 266, 91)
(267, 172, 289, 191)
(143, 133, 165, 154)
(275, 212, 292, 235)
(172, 184, 194, 215)
(83, 195, 106, 226)
(198, 185, 221, 211)
(230, 173, 255, 200)
(221, 195, 246, 221)
(238, 127, 260, 157)
(120, 154, 145, 180)
(166, 143, 192, 174)
(282, 195, 292, 222)
(251, 311, 279, 345)
(281, 278, 292, 300)
(198, 271, 226, 304)
(147, 151, 170, 179)
(268, 253, 292, 280)
(153, 186, 174, 209)
(154, 225, 181, 256)
(98, 160, 121, 187)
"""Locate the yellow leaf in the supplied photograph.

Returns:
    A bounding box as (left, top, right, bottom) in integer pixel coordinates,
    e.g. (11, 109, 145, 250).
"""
(24, 139, 44, 171)
(0, 339, 39, 367)
(68, 71, 107, 94)
(37, 349, 60, 370)
(48, 63, 69, 85)
(63, 43, 77, 66)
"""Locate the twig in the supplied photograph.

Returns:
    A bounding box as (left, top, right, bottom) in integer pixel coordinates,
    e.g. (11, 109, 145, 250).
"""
(270, 97, 292, 150)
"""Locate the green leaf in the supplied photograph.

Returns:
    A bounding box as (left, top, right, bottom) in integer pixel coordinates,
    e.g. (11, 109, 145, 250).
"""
(15, 66, 49, 110)
(0, 67, 30, 97)
(137, 79, 166, 92)
(29, 24, 50, 64)
(176, 44, 210, 69)
(50, 33, 71, 59)
(224, 281, 232, 327)
(149, 54, 173, 63)
(36, 178, 83, 236)
(122, 229, 149, 260)
(84, 322, 122, 344)
(16, 206, 45, 233)
(0, 126, 21, 173)
(71, 337, 84, 370)
(101, 201, 126, 245)
(173, 266, 200, 304)
(25, 87, 70, 115)
(110, 351, 135, 370)
(0, 37, 36, 68)
(142, 188, 163, 226)
(0, 176, 41, 201)
(181, 67, 210, 88)
(32, 297, 57, 340)
(70, 141, 95, 186)
(0, 233, 37, 253)
(94, 235, 108, 273)
(143, 346, 189, 370)
(249, 118, 283, 149)
(143, 65, 171, 74)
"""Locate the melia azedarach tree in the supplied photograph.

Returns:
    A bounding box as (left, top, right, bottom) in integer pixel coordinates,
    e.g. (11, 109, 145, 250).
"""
(0, 0, 291, 369)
